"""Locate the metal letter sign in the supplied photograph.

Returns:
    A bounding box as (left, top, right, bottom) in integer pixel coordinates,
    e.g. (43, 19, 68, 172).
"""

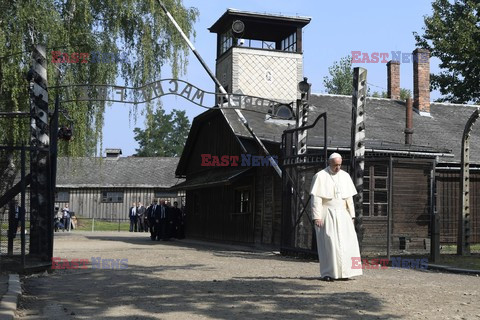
(458, 108, 480, 255)
(56, 79, 283, 114)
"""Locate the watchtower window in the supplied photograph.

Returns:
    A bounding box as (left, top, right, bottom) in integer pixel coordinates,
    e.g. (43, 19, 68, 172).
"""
(281, 32, 297, 52)
(210, 9, 310, 57)
(220, 30, 233, 55)
(268, 104, 294, 120)
(243, 40, 275, 50)
(274, 104, 294, 119)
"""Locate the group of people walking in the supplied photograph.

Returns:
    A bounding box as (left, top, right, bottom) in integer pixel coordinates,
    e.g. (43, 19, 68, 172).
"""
(128, 200, 185, 241)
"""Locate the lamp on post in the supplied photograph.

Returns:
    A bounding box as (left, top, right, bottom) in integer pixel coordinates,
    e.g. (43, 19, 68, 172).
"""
(296, 77, 311, 160)
(298, 77, 311, 101)
(294, 77, 312, 249)
(297, 77, 311, 128)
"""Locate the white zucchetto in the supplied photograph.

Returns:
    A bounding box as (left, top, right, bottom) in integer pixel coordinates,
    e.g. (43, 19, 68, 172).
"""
(328, 152, 342, 160)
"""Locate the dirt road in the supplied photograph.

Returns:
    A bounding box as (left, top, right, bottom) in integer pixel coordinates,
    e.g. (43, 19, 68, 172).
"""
(15, 232, 480, 319)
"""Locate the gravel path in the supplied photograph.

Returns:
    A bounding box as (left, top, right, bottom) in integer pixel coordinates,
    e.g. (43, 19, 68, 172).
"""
(15, 232, 480, 320)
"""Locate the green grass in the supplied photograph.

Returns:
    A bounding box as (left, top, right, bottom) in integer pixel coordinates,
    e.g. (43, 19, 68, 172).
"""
(435, 253, 480, 271)
(1, 217, 131, 233)
(363, 244, 480, 271)
(435, 244, 480, 270)
(0, 222, 30, 242)
(74, 218, 130, 232)
(0, 222, 31, 230)
(437, 254, 480, 270)
(440, 244, 480, 254)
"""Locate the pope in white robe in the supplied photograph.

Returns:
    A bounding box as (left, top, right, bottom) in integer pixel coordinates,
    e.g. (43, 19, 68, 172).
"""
(310, 153, 362, 280)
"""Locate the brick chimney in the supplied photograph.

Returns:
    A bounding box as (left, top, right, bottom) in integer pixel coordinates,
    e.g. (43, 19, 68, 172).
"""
(387, 60, 400, 100)
(413, 48, 430, 114)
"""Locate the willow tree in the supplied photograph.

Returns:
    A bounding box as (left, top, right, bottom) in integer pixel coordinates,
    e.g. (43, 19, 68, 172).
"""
(0, 0, 198, 195)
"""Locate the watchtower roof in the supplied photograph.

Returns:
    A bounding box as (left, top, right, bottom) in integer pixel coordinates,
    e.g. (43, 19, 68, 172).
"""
(208, 8, 311, 41)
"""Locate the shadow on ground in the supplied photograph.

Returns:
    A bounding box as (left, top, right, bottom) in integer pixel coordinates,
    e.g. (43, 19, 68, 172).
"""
(82, 233, 291, 262)
(19, 264, 399, 320)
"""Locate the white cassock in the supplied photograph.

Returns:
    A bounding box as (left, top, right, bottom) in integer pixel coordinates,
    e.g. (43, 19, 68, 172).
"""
(310, 167, 362, 279)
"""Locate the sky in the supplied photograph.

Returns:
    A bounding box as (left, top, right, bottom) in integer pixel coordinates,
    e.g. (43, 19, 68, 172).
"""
(102, 0, 441, 156)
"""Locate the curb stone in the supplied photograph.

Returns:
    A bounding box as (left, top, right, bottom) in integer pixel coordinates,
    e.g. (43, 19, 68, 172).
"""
(427, 263, 480, 275)
(0, 274, 21, 320)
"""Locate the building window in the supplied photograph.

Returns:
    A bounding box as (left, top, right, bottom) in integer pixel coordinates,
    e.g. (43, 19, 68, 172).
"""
(281, 32, 297, 52)
(55, 190, 70, 202)
(220, 30, 233, 55)
(363, 165, 388, 217)
(235, 189, 251, 213)
(102, 191, 124, 203)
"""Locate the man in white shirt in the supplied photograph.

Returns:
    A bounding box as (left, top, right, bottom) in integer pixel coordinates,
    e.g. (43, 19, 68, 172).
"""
(129, 202, 137, 232)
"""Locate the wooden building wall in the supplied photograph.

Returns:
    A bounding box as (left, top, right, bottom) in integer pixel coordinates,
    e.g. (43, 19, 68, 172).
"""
(390, 161, 432, 249)
(184, 165, 283, 246)
(254, 166, 282, 246)
(55, 188, 180, 220)
(436, 170, 480, 243)
(283, 158, 436, 254)
(361, 160, 433, 251)
(186, 175, 255, 243)
(182, 110, 284, 246)
(360, 160, 388, 252)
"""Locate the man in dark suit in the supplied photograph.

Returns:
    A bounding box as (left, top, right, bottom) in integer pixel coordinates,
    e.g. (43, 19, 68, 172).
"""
(165, 201, 175, 239)
(171, 201, 185, 239)
(129, 202, 137, 232)
(147, 199, 158, 240)
(157, 200, 170, 241)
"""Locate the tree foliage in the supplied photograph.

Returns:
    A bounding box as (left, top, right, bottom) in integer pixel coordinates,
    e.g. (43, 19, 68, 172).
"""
(0, 0, 198, 199)
(0, 0, 199, 156)
(133, 108, 190, 157)
(371, 88, 412, 100)
(323, 56, 353, 95)
(414, 0, 480, 104)
(324, 56, 413, 100)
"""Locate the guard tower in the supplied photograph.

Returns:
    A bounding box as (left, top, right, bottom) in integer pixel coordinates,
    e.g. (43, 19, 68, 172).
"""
(209, 9, 311, 104)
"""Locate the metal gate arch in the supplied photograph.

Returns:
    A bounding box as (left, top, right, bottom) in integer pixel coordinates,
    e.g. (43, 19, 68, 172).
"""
(458, 108, 480, 255)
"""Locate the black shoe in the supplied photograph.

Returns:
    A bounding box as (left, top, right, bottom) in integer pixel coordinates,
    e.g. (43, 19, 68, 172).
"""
(321, 276, 333, 282)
